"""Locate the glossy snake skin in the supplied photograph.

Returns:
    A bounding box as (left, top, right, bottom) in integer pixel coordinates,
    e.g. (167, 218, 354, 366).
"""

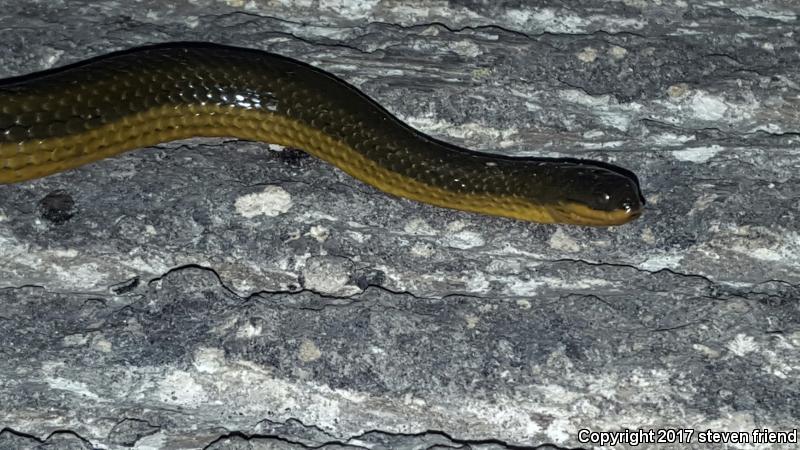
(0, 43, 644, 225)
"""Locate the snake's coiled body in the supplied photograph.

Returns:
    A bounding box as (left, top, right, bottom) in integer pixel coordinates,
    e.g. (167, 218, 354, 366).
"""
(0, 43, 643, 225)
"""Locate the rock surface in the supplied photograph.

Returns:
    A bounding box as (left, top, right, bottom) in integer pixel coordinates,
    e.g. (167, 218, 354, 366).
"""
(1, 1, 799, 449)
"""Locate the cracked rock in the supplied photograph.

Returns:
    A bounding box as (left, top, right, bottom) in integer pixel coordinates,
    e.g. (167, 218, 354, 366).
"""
(1, 1, 799, 450)
(107, 419, 161, 447)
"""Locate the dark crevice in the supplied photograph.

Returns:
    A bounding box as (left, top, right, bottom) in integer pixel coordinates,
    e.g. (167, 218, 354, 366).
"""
(202, 427, 587, 450)
(0, 427, 96, 448)
(202, 430, 368, 450)
(551, 257, 717, 285)
(7, 258, 792, 309)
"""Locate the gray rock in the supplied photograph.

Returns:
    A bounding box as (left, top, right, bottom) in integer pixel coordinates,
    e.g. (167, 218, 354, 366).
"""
(1, 1, 799, 449)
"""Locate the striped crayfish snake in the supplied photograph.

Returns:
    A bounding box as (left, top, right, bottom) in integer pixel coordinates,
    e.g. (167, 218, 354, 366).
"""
(0, 42, 644, 226)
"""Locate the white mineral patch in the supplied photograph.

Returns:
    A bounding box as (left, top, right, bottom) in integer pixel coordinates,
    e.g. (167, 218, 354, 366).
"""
(298, 339, 322, 362)
(672, 145, 723, 163)
(461, 400, 544, 437)
(464, 272, 490, 291)
(446, 220, 467, 233)
(419, 24, 441, 37)
(40, 48, 65, 69)
(691, 193, 718, 212)
(637, 253, 684, 271)
(370, 346, 386, 355)
(583, 130, 605, 139)
(727, 334, 759, 357)
(728, 229, 800, 263)
(607, 17, 646, 30)
(235, 186, 292, 218)
(49, 248, 78, 258)
(640, 227, 655, 244)
(308, 225, 330, 242)
(608, 45, 628, 60)
(57, 262, 101, 285)
(549, 228, 581, 252)
(621, 0, 652, 7)
(119, 256, 170, 276)
(689, 91, 729, 121)
(787, 332, 800, 349)
(492, 243, 548, 261)
(134, 431, 166, 450)
(546, 418, 572, 443)
(486, 258, 523, 273)
(749, 247, 783, 262)
(693, 343, 722, 358)
(558, 89, 641, 131)
(158, 370, 207, 406)
(667, 83, 690, 98)
(764, 349, 792, 379)
(184, 15, 199, 28)
(345, 230, 367, 244)
(750, 122, 785, 134)
(410, 242, 435, 258)
(580, 140, 626, 149)
(577, 47, 598, 62)
(193, 347, 226, 374)
(62, 335, 87, 347)
(648, 132, 696, 146)
(45, 376, 100, 400)
(449, 40, 482, 58)
(319, 0, 380, 17)
(730, 6, 797, 22)
(404, 218, 438, 235)
(236, 321, 263, 339)
(546, 276, 611, 290)
(92, 337, 113, 353)
(675, 22, 705, 34)
(319, 64, 358, 73)
(599, 111, 636, 132)
(280, 0, 314, 8)
(508, 278, 546, 296)
(300, 211, 339, 223)
(302, 257, 359, 296)
(441, 230, 485, 250)
(505, 7, 588, 34)
(404, 115, 519, 149)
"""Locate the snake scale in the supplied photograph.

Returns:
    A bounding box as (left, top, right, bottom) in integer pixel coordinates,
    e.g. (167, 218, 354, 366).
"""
(0, 42, 644, 226)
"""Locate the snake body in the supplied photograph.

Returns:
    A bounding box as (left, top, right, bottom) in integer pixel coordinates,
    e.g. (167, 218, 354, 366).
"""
(0, 43, 644, 225)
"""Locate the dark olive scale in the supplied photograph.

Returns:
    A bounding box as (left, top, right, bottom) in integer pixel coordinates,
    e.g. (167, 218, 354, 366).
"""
(0, 42, 644, 225)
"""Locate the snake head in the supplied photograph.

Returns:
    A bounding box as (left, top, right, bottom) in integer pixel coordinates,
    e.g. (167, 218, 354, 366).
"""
(551, 163, 645, 226)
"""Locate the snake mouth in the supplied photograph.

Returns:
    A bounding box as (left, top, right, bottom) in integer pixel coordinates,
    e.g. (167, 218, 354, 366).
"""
(551, 202, 642, 226)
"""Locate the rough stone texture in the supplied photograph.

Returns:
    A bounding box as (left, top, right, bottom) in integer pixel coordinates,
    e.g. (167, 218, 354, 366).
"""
(1, 1, 799, 449)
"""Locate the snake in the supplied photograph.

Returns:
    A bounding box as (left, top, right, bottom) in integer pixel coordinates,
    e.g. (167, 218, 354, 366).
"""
(0, 42, 644, 226)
